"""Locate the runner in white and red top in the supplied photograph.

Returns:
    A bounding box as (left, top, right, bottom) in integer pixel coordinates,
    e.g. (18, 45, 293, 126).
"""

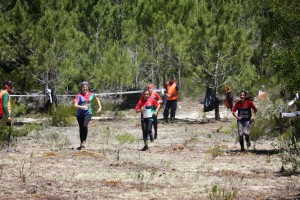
(135, 88, 160, 151)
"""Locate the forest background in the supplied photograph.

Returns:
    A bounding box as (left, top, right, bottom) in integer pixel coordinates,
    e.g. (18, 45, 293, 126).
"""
(0, 2, 299, 132)
(1, 0, 299, 97)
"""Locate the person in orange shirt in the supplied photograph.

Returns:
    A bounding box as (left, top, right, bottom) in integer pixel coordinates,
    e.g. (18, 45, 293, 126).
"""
(225, 83, 233, 111)
(0, 81, 14, 146)
(258, 85, 266, 100)
(163, 75, 180, 123)
(147, 84, 163, 139)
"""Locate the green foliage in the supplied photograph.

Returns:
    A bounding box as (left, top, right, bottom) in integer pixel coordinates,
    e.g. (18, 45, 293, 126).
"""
(115, 132, 136, 144)
(210, 145, 223, 158)
(180, 77, 205, 99)
(50, 104, 75, 127)
(0, 121, 43, 145)
(188, 1, 256, 90)
(12, 100, 27, 117)
(261, 0, 300, 92)
(93, 42, 136, 91)
(0, 0, 298, 109)
(208, 184, 238, 200)
(13, 123, 43, 138)
(249, 91, 283, 146)
(99, 100, 114, 113)
(0, 119, 11, 143)
(279, 118, 300, 173)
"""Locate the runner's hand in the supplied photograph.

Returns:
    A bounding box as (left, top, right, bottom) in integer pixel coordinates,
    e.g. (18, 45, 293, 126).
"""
(82, 105, 88, 110)
(97, 108, 101, 113)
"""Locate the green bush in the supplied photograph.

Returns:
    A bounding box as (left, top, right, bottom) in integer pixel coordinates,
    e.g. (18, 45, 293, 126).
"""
(12, 100, 27, 117)
(247, 93, 283, 145)
(0, 122, 43, 146)
(13, 123, 43, 138)
(91, 99, 106, 116)
(50, 104, 75, 127)
(0, 119, 11, 143)
(280, 118, 300, 173)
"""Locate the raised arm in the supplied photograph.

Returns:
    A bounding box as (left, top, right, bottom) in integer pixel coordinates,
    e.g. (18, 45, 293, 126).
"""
(95, 96, 102, 113)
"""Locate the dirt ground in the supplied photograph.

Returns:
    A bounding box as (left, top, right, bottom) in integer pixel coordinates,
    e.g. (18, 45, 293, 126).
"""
(0, 98, 299, 200)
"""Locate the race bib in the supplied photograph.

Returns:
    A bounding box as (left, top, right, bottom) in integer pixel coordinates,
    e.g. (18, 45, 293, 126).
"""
(142, 108, 152, 118)
(240, 110, 250, 118)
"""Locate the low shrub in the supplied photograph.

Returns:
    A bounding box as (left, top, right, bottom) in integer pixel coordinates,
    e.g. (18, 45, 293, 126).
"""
(50, 104, 75, 127)
(13, 123, 43, 138)
(279, 118, 300, 173)
(12, 100, 27, 117)
(115, 132, 137, 144)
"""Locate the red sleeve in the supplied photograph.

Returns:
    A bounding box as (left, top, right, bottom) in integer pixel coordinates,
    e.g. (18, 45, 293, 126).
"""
(250, 101, 257, 112)
(74, 94, 80, 103)
(155, 92, 162, 101)
(135, 100, 143, 111)
(152, 99, 159, 107)
(232, 101, 239, 112)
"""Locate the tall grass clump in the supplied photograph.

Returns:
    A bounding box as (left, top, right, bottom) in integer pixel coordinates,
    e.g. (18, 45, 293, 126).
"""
(208, 184, 238, 200)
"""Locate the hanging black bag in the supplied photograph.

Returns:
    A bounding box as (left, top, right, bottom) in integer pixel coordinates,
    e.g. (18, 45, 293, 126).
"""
(204, 87, 218, 112)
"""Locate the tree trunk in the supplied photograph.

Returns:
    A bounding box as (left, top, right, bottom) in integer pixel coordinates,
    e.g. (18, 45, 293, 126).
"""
(214, 54, 220, 121)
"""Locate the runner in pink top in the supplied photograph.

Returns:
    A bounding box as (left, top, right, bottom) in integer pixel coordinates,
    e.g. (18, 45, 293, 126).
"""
(74, 81, 102, 150)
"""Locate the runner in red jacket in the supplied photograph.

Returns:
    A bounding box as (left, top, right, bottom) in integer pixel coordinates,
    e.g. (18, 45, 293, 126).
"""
(232, 91, 257, 152)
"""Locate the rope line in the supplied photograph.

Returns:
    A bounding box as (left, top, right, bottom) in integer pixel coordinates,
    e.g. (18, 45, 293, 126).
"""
(11, 89, 165, 97)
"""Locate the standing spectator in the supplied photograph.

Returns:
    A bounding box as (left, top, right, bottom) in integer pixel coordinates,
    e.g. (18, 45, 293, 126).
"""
(232, 91, 257, 152)
(0, 81, 14, 146)
(74, 81, 101, 150)
(148, 84, 163, 140)
(163, 75, 180, 123)
(136, 88, 160, 151)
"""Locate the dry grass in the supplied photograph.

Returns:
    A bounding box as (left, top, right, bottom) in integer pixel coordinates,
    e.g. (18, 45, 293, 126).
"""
(0, 100, 299, 199)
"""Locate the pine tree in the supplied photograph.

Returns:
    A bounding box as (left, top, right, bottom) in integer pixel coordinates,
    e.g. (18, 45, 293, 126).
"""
(0, 0, 33, 90)
(188, 0, 256, 120)
(28, 2, 88, 106)
(265, 0, 300, 92)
